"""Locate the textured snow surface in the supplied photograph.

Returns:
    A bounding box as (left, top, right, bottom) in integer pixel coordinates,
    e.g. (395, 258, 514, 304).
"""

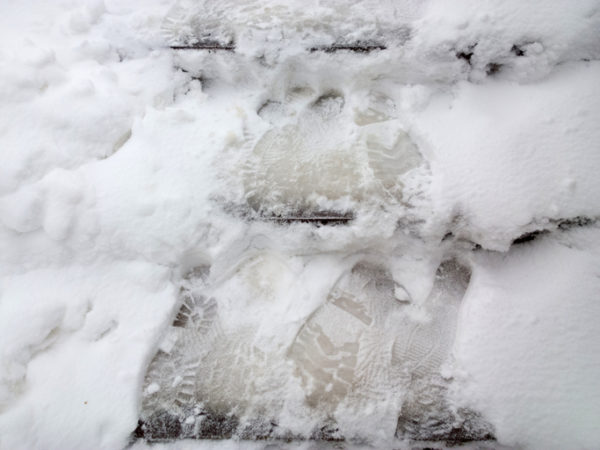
(0, 0, 599, 449)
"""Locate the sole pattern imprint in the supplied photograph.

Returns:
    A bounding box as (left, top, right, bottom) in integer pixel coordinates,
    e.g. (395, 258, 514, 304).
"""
(287, 261, 395, 410)
(135, 259, 495, 444)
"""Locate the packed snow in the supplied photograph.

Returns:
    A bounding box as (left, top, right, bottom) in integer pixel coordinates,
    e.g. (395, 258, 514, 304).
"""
(0, 0, 599, 449)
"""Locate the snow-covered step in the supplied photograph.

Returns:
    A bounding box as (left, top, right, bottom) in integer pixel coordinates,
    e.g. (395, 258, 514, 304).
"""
(137, 255, 494, 444)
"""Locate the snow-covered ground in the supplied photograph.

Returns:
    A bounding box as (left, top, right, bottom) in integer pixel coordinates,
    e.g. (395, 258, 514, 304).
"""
(0, 0, 599, 449)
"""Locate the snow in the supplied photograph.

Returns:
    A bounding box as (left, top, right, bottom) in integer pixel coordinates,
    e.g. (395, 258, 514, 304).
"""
(409, 63, 600, 250)
(452, 228, 600, 449)
(0, 262, 174, 449)
(0, 0, 599, 449)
